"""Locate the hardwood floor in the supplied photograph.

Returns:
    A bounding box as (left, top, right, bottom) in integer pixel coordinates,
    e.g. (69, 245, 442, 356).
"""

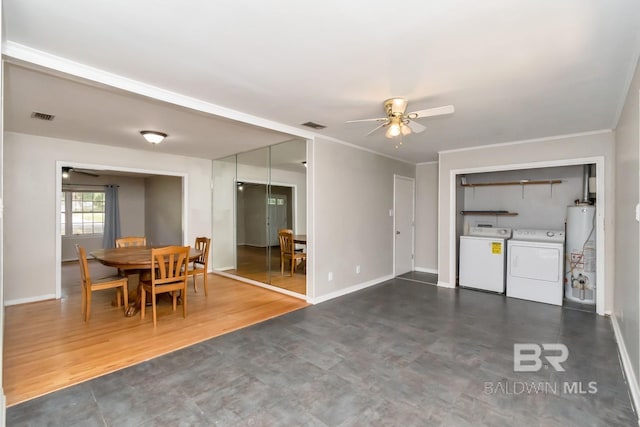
(3, 260, 309, 407)
(227, 245, 306, 295)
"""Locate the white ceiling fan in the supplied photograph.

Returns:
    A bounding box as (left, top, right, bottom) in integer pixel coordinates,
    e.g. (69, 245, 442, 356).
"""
(346, 98, 455, 139)
(62, 166, 100, 178)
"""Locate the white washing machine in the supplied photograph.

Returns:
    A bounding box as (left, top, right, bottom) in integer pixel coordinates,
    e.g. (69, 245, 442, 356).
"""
(459, 227, 512, 293)
(507, 229, 565, 306)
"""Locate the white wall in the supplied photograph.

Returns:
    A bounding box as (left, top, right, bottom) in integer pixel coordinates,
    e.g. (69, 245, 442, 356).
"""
(461, 165, 586, 231)
(144, 175, 183, 246)
(211, 157, 236, 270)
(613, 55, 640, 406)
(437, 131, 615, 314)
(3, 132, 212, 304)
(60, 175, 146, 260)
(414, 162, 438, 272)
(0, 15, 5, 417)
(311, 138, 415, 301)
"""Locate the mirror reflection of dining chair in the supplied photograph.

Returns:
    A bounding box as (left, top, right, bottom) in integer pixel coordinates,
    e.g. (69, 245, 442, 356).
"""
(278, 229, 306, 276)
(75, 244, 129, 321)
(140, 245, 190, 326)
(115, 236, 147, 248)
(188, 237, 211, 296)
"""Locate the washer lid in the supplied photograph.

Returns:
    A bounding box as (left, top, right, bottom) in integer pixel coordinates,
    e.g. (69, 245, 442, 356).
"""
(467, 227, 512, 238)
(512, 229, 565, 242)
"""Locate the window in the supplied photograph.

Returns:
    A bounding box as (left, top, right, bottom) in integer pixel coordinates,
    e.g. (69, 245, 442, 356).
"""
(61, 191, 105, 235)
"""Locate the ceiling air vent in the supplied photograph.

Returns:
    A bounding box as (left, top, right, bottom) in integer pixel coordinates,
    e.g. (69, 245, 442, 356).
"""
(301, 121, 326, 130)
(31, 111, 55, 121)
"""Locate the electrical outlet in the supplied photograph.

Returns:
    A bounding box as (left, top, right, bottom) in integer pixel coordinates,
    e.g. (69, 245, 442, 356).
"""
(356, 265, 361, 274)
(328, 272, 333, 281)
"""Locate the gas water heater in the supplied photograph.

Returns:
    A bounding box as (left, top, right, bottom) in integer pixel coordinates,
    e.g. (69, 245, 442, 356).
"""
(565, 204, 596, 304)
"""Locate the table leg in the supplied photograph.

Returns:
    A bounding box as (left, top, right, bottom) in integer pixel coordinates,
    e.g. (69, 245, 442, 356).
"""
(124, 271, 142, 317)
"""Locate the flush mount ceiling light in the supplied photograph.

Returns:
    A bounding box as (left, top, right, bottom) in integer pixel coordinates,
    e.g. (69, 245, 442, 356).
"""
(140, 130, 167, 144)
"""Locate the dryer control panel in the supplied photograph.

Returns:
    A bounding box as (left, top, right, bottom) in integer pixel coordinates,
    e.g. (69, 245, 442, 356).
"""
(512, 229, 565, 243)
(467, 227, 512, 238)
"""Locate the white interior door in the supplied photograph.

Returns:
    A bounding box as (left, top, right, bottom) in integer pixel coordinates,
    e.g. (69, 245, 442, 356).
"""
(394, 175, 415, 276)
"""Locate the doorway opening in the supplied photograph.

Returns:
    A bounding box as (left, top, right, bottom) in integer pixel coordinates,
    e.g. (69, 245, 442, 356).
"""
(449, 157, 605, 315)
(55, 161, 187, 299)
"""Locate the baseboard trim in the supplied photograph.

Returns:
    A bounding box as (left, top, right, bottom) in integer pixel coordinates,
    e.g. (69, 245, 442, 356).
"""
(4, 294, 57, 306)
(212, 270, 306, 301)
(437, 281, 455, 288)
(611, 314, 640, 424)
(414, 267, 438, 274)
(308, 275, 393, 305)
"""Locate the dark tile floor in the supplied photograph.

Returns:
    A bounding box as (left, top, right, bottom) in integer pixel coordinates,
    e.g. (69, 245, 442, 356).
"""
(7, 279, 637, 426)
(396, 271, 438, 285)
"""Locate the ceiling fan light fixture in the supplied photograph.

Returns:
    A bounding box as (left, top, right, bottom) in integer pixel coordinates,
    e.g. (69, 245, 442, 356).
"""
(401, 123, 412, 136)
(385, 118, 402, 138)
(385, 98, 408, 115)
(140, 130, 167, 144)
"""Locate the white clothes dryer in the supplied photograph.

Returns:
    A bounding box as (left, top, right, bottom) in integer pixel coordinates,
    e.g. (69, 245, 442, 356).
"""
(459, 227, 512, 293)
(507, 229, 565, 306)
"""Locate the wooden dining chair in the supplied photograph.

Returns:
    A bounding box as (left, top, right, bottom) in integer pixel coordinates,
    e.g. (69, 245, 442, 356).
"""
(188, 237, 211, 296)
(76, 245, 129, 321)
(278, 229, 306, 276)
(140, 245, 190, 326)
(115, 236, 147, 248)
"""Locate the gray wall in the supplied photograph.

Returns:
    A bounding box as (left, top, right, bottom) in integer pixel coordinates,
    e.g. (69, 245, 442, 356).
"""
(144, 175, 183, 246)
(414, 162, 438, 272)
(438, 131, 615, 314)
(241, 184, 267, 247)
(614, 55, 640, 394)
(312, 138, 415, 300)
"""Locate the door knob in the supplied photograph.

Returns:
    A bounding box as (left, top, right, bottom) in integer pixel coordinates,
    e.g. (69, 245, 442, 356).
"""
(396, 231, 400, 235)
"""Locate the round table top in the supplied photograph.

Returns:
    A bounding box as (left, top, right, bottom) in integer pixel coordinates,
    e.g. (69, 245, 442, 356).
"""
(90, 246, 202, 270)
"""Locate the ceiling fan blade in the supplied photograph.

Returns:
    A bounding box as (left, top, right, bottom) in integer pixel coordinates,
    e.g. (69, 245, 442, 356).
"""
(365, 121, 389, 136)
(408, 105, 455, 119)
(406, 120, 426, 133)
(345, 117, 388, 124)
(72, 168, 100, 177)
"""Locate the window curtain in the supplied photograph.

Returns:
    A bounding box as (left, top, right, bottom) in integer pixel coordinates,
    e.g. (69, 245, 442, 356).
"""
(102, 185, 121, 248)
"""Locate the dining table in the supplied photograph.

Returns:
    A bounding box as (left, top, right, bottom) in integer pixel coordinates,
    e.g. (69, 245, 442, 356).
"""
(90, 246, 202, 316)
(293, 234, 307, 245)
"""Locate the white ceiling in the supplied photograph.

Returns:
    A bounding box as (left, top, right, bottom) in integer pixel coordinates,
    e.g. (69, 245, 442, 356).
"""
(3, 0, 640, 163)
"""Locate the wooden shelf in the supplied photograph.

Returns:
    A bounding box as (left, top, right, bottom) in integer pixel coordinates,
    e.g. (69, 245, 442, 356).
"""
(460, 211, 518, 216)
(461, 179, 561, 187)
